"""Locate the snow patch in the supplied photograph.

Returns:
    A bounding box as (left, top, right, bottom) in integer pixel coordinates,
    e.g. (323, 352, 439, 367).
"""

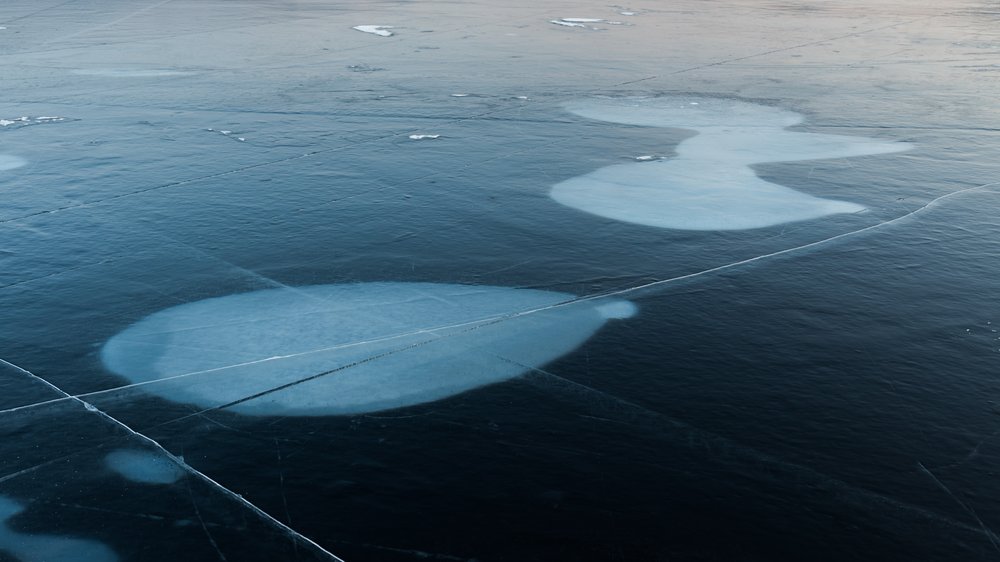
(353, 25, 394, 37)
(551, 96, 912, 231)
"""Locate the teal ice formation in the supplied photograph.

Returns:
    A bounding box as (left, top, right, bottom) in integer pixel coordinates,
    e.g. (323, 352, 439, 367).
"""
(0, 155, 26, 171)
(101, 283, 635, 416)
(551, 96, 912, 230)
(0, 496, 117, 562)
(105, 449, 185, 485)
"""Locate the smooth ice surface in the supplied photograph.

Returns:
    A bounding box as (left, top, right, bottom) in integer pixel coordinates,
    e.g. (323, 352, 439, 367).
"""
(0, 496, 118, 562)
(71, 69, 193, 77)
(101, 283, 635, 416)
(0, 155, 26, 171)
(550, 96, 913, 231)
(105, 449, 185, 485)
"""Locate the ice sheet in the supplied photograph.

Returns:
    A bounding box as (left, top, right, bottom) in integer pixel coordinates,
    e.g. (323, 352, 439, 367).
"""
(100, 283, 635, 416)
(0, 496, 118, 562)
(551, 96, 912, 230)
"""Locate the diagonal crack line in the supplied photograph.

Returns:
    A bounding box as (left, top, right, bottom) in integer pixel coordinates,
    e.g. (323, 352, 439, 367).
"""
(2, 183, 998, 422)
(500, 354, 1000, 545)
(0, 358, 344, 562)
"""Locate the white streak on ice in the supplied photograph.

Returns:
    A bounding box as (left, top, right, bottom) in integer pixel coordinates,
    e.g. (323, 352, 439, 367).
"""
(551, 96, 913, 231)
(549, 20, 588, 28)
(0, 155, 26, 171)
(409, 134, 440, 140)
(352, 25, 394, 37)
(105, 449, 185, 484)
(0, 496, 118, 562)
(100, 283, 635, 416)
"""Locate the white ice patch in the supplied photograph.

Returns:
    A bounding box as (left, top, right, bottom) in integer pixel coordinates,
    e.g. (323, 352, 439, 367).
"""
(105, 449, 185, 484)
(550, 96, 912, 231)
(0, 115, 68, 129)
(549, 19, 588, 28)
(408, 134, 440, 140)
(550, 18, 626, 28)
(206, 128, 247, 142)
(71, 69, 192, 77)
(100, 283, 635, 416)
(0, 496, 118, 562)
(352, 25, 394, 37)
(0, 155, 26, 171)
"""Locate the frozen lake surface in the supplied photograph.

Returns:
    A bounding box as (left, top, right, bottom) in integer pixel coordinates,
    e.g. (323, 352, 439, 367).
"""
(2, 0, 1000, 560)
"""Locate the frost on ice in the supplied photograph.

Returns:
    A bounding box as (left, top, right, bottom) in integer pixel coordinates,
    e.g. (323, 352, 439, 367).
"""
(100, 283, 636, 416)
(0, 496, 118, 562)
(0, 155, 26, 171)
(550, 96, 913, 231)
(105, 449, 185, 485)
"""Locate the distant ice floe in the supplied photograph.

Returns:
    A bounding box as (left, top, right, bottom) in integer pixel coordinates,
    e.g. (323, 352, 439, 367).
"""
(72, 69, 192, 77)
(352, 25, 394, 37)
(549, 18, 627, 28)
(347, 63, 384, 72)
(550, 96, 913, 231)
(0, 116, 68, 129)
(0, 496, 118, 562)
(100, 283, 636, 416)
(105, 449, 185, 484)
(0, 154, 26, 171)
(408, 134, 440, 140)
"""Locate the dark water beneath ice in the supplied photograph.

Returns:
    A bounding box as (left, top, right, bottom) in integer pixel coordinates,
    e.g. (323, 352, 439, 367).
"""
(3, 1, 1000, 560)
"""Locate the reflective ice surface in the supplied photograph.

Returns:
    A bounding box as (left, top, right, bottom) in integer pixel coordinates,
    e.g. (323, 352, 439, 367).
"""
(3, 0, 1000, 560)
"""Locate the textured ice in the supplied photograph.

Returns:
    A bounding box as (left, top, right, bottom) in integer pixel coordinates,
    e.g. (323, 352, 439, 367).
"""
(71, 69, 192, 77)
(352, 25, 394, 37)
(0, 496, 117, 562)
(550, 96, 913, 231)
(100, 283, 635, 416)
(105, 449, 185, 484)
(0, 155, 26, 171)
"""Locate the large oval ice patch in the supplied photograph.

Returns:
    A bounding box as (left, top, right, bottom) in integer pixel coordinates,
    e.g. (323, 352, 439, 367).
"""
(101, 283, 635, 416)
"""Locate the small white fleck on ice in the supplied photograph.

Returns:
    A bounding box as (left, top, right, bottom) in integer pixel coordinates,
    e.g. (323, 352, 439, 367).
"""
(0, 120, 13, 126)
(353, 25, 394, 37)
(237, 137, 246, 141)
(409, 134, 440, 140)
(450, 93, 470, 97)
(220, 130, 232, 135)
